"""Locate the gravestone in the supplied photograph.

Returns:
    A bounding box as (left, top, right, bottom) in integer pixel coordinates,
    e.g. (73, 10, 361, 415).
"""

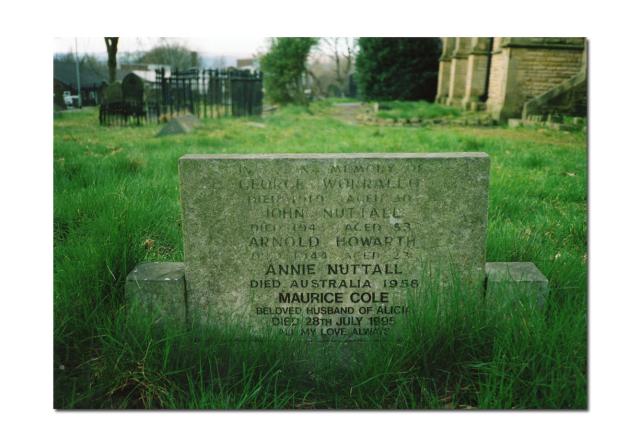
(122, 73, 144, 105)
(126, 152, 551, 338)
(178, 153, 490, 339)
(120, 73, 145, 123)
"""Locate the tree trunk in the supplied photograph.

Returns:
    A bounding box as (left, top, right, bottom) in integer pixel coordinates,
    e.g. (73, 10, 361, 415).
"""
(104, 37, 119, 83)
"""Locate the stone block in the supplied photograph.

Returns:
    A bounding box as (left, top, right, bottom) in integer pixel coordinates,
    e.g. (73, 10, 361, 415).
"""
(125, 262, 187, 323)
(485, 262, 549, 307)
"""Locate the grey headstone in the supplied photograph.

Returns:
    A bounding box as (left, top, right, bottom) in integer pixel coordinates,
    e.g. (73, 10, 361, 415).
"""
(179, 152, 490, 339)
(177, 113, 199, 128)
(122, 73, 144, 105)
(485, 262, 549, 307)
(125, 262, 186, 323)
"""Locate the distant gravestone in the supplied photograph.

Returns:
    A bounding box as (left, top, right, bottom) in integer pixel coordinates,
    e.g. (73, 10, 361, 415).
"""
(122, 73, 144, 106)
(156, 114, 200, 137)
(178, 153, 490, 339)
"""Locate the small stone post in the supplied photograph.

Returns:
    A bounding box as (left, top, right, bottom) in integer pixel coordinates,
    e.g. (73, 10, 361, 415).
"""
(485, 262, 549, 307)
(125, 262, 187, 323)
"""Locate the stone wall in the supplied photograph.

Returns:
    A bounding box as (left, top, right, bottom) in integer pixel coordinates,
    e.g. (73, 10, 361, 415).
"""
(486, 38, 508, 118)
(492, 38, 585, 120)
(512, 47, 583, 99)
(522, 68, 587, 119)
(435, 38, 455, 104)
(446, 38, 472, 107)
(462, 37, 491, 111)
(439, 37, 587, 121)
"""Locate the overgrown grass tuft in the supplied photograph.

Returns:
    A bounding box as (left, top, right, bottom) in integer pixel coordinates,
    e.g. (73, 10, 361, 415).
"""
(54, 103, 587, 409)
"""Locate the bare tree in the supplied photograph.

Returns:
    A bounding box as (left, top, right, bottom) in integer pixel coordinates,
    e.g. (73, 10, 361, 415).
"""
(320, 37, 356, 96)
(137, 38, 201, 70)
(104, 37, 119, 83)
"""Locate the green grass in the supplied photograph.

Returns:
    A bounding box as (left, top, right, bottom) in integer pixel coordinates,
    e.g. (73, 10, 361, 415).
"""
(376, 100, 462, 120)
(54, 101, 587, 409)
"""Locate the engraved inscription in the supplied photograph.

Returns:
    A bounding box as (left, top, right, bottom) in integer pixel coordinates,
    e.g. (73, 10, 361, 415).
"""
(179, 154, 490, 340)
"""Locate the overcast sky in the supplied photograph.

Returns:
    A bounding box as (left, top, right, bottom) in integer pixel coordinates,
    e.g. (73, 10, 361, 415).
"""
(53, 37, 271, 57)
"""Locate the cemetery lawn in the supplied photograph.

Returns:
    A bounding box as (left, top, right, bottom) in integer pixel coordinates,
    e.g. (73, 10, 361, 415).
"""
(54, 102, 587, 409)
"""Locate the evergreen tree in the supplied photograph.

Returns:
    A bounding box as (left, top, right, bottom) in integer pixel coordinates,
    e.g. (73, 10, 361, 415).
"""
(260, 38, 318, 105)
(356, 38, 442, 101)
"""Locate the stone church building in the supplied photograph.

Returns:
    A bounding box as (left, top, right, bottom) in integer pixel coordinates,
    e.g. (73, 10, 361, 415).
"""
(435, 37, 587, 121)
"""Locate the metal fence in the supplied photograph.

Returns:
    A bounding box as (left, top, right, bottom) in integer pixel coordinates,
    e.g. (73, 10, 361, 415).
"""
(99, 68, 263, 126)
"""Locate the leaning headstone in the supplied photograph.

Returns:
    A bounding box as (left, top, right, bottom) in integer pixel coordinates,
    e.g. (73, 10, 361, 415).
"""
(176, 113, 199, 128)
(179, 153, 490, 339)
(156, 114, 200, 137)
